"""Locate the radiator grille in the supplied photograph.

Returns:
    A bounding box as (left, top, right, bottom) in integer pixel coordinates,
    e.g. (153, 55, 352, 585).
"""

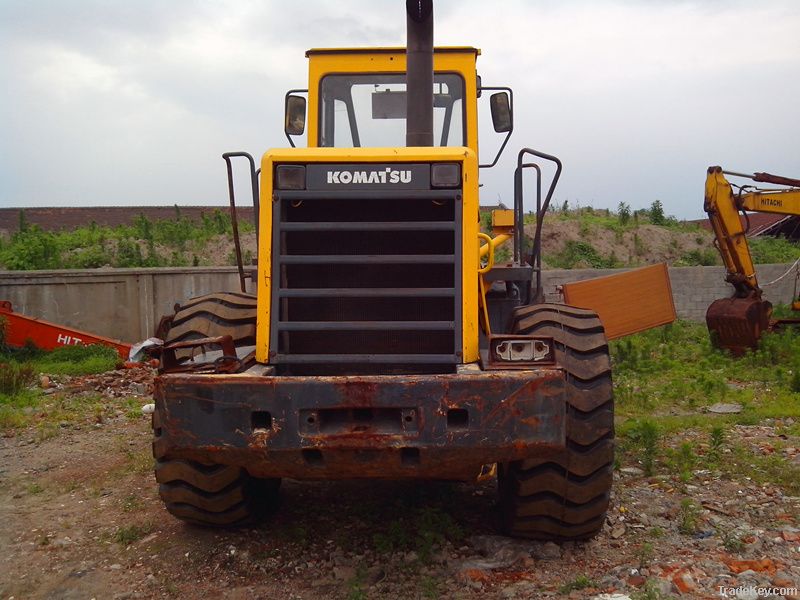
(270, 188, 462, 375)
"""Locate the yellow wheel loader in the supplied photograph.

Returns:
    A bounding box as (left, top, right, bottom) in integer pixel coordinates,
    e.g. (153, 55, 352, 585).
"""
(151, 1, 613, 540)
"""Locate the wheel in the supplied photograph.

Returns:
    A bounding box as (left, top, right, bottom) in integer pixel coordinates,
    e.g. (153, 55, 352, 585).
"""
(498, 303, 614, 540)
(153, 291, 279, 526)
(153, 456, 279, 527)
(164, 291, 257, 349)
(152, 383, 280, 527)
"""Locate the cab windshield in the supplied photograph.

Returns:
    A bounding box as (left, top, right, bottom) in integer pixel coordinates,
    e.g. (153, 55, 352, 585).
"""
(319, 73, 465, 148)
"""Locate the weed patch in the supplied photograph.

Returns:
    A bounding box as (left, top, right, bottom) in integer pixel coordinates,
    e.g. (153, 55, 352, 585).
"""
(0, 362, 36, 395)
(622, 420, 660, 476)
(113, 524, 152, 545)
(678, 498, 699, 535)
(0, 345, 121, 432)
(559, 575, 596, 594)
(546, 240, 618, 269)
(614, 321, 800, 494)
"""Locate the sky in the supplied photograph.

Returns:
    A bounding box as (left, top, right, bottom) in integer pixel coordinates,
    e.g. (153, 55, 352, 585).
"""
(1, 0, 798, 219)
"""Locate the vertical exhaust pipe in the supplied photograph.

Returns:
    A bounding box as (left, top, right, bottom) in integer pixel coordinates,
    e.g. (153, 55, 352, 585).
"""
(406, 0, 434, 147)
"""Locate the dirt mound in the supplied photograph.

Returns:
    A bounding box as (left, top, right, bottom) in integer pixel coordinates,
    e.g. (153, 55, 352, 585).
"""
(530, 218, 716, 269)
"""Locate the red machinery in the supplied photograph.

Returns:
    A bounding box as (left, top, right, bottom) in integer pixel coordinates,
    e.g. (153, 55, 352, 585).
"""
(0, 301, 131, 360)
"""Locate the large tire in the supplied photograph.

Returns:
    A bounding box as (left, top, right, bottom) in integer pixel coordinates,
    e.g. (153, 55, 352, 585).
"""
(498, 303, 614, 540)
(164, 291, 257, 348)
(154, 291, 279, 527)
(153, 457, 279, 527)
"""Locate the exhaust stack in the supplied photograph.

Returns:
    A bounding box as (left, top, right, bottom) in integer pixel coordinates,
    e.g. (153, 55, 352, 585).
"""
(405, 0, 434, 147)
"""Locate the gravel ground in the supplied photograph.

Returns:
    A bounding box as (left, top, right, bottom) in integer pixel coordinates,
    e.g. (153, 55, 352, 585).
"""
(1, 367, 799, 599)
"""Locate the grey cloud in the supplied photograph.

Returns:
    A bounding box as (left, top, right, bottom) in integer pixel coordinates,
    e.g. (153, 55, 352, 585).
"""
(1, 0, 799, 217)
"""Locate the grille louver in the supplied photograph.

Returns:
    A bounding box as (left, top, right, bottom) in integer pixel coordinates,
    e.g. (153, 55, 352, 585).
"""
(270, 185, 462, 375)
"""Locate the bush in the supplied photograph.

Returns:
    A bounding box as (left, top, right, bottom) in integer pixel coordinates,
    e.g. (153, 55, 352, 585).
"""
(749, 237, 800, 264)
(0, 362, 36, 395)
(547, 240, 616, 269)
(678, 249, 718, 266)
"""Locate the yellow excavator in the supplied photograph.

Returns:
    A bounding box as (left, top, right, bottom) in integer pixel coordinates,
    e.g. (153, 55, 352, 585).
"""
(704, 166, 800, 353)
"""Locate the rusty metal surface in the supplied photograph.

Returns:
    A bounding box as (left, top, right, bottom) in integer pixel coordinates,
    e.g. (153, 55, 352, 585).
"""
(153, 369, 567, 481)
(160, 335, 246, 374)
(770, 318, 800, 333)
(753, 172, 800, 187)
(706, 293, 772, 355)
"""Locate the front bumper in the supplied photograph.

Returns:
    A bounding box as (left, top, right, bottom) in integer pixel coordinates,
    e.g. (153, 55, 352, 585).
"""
(153, 368, 566, 481)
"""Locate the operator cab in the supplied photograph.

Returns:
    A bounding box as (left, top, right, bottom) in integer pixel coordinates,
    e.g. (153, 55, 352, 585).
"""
(284, 47, 510, 161)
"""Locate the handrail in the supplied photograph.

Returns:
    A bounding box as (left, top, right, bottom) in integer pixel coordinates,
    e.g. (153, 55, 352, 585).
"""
(222, 152, 260, 293)
(513, 148, 562, 302)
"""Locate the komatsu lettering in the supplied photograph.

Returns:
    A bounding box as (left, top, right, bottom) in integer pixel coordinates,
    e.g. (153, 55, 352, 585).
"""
(327, 168, 412, 185)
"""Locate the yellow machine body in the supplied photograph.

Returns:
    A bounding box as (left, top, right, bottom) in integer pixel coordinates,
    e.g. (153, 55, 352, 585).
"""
(255, 146, 480, 363)
(255, 48, 483, 365)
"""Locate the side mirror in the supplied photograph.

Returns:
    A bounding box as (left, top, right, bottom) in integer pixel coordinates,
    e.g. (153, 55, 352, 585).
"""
(490, 92, 512, 133)
(285, 95, 306, 136)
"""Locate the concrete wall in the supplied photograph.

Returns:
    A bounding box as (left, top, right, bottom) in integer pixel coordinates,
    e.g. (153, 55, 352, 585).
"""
(1, 263, 797, 343)
(0, 267, 246, 343)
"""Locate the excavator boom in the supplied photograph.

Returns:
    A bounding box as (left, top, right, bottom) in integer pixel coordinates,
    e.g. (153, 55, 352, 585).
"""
(704, 166, 800, 353)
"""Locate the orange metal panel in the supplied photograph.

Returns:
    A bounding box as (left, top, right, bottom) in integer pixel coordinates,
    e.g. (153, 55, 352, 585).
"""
(561, 264, 676, 340)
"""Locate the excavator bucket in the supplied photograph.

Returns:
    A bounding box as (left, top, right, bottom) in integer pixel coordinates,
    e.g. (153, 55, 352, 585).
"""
(706, 294, 772, 355)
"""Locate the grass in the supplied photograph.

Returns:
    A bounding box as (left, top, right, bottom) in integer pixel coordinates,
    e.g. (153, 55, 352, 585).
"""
(678, 498, 699, 535)
(0, 362, 36, 395)
(123, 447, 154, 476)
(346, 567, 368, 600)
(749, 236, 800, 264)
(636, 542, 655, 569)
(24, 344, 119, 375)
(0, 342, 123, 431)
(613, 319, 800, 495)
(420, 575, 440, 599)
(372, 505, 463, 561)
(558, 575, 597, 594)
(547, 240, 620, 269)
(113, 523, 152, 545)
(27, 482, 44, 495)
(632, 581, 668, 600)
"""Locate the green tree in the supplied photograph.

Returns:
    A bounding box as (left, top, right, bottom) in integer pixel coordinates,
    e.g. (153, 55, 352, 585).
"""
(134, 214, 153, 241)
(617, 202, 631, 225)
(649, 200, 666, 225)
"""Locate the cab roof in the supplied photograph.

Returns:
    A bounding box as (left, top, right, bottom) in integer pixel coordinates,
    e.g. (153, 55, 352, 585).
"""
(305, 46, 480, 57)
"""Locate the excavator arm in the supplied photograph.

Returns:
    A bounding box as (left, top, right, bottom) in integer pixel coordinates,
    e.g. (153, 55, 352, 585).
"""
(704, 166, 800, 353)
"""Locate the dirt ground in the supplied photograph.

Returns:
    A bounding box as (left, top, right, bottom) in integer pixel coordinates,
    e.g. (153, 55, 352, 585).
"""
(2, 369, 799, 600)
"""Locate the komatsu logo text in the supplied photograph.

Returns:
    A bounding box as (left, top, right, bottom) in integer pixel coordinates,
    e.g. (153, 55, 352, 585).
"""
(327, 168, 412, 185)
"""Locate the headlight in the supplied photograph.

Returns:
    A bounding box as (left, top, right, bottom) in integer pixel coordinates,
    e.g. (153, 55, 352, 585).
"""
(431, 162, 461, 188)
(275, 165, 306, 190)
